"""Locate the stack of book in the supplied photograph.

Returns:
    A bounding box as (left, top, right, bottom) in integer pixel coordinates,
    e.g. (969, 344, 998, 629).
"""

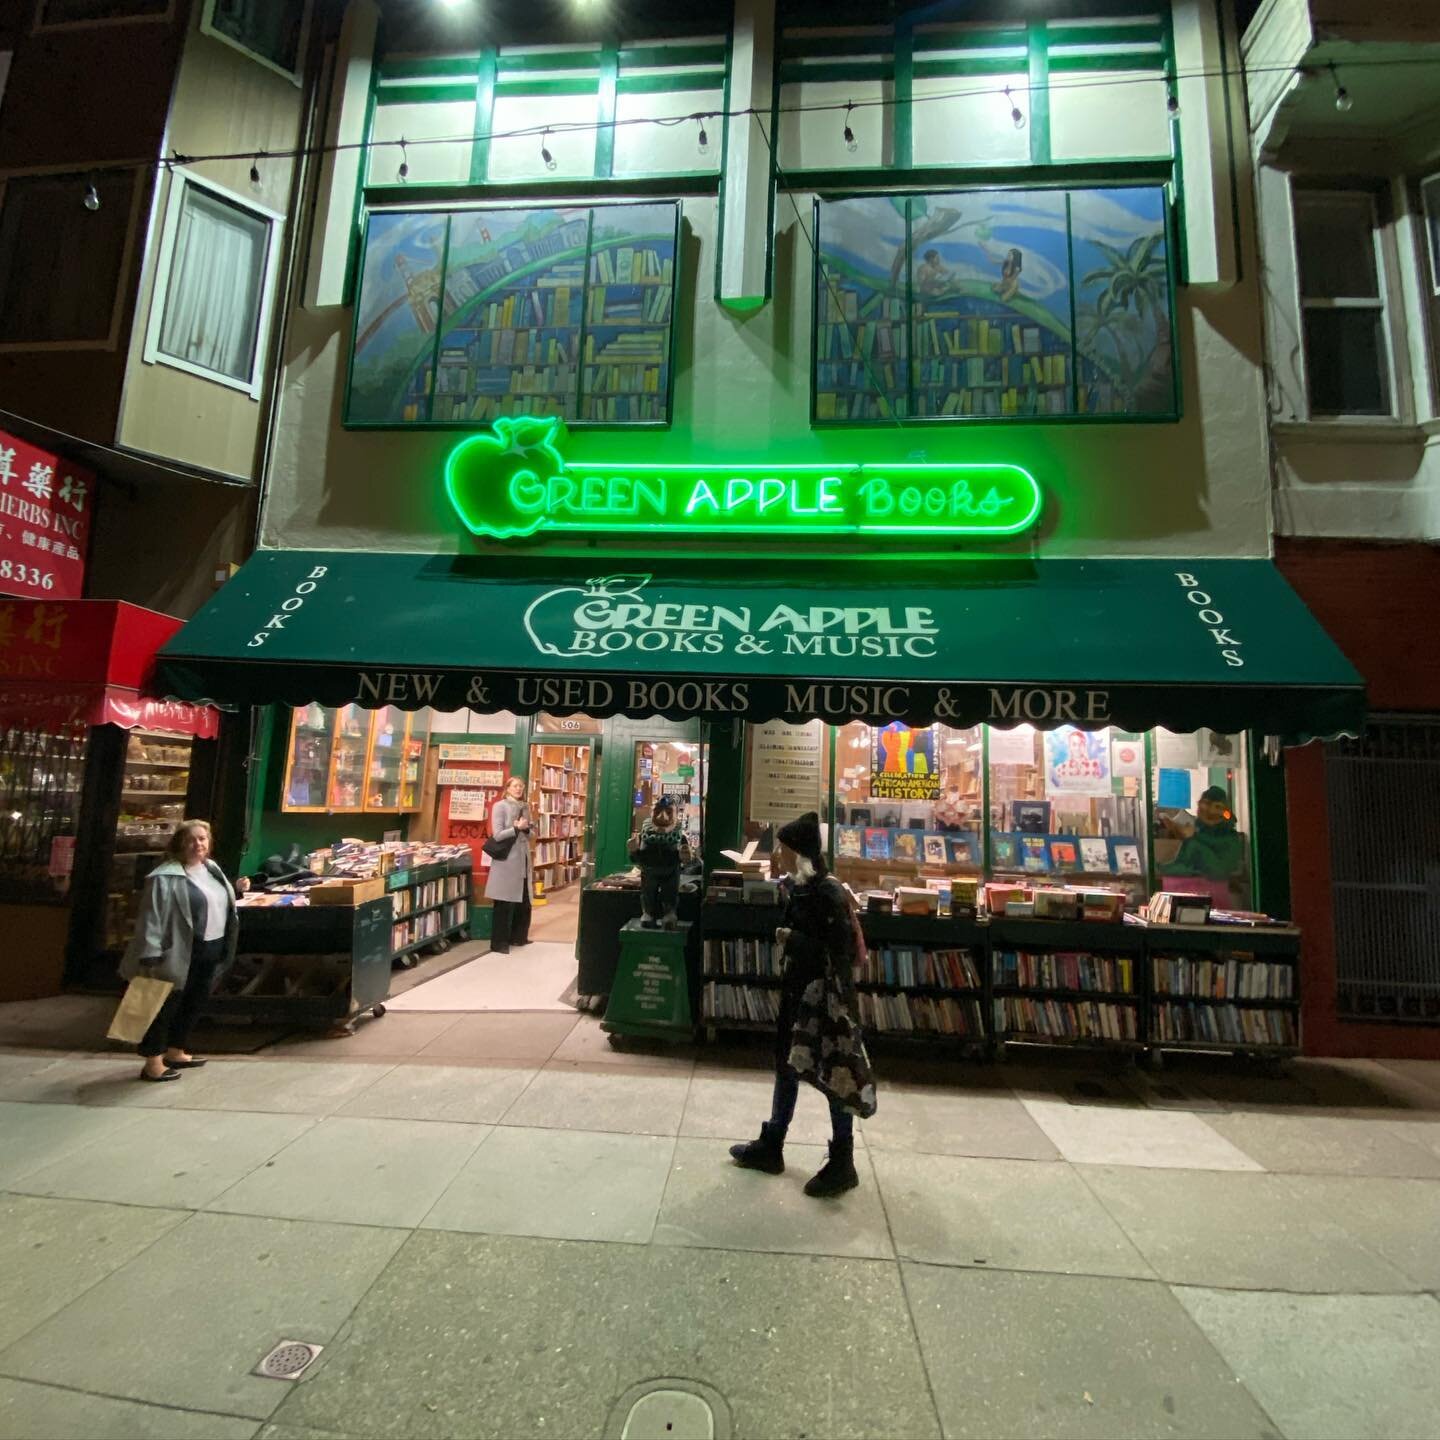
(702, 982, 781, 1024)
(858, 991, 984, 1036)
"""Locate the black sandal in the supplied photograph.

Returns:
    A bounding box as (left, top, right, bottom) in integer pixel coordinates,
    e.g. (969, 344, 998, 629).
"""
(139, 1068, 181, 1082)
(166, 1058, 208, 1068)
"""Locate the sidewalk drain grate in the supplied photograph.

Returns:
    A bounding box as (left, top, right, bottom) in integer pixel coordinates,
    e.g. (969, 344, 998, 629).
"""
(253, 1341, 323, 1381)
(606, 1379, 730, 1440)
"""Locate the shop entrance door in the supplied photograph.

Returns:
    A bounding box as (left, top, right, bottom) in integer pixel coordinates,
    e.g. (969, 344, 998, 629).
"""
(527, 723, 601, 945)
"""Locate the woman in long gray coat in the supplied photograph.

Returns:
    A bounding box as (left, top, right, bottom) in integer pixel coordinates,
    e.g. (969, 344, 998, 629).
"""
(120, 819, 247, 1082)
(485, 775, 533, 953)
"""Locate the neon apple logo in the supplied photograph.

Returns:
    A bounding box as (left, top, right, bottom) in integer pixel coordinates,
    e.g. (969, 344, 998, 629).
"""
(444, 418, 1041, 542)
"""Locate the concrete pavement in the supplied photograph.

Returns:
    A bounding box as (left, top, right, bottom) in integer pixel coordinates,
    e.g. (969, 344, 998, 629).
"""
(0, 1017, 1438, 1439)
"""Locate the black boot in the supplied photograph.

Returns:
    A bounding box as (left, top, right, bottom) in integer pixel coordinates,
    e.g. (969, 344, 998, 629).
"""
(804, 1137, 859, 1197)
(729, 1121, 786, 1174)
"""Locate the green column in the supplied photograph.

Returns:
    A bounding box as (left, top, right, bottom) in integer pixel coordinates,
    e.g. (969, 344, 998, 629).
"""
(1249, 734, 1292, 919)
(702, 718, 745, 876)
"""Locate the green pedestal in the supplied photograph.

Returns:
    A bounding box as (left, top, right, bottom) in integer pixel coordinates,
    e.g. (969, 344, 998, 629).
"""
(602, 920, 694, 1040)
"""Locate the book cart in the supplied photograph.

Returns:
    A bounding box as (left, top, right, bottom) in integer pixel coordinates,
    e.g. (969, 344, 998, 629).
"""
(1144, 921, 1302, 1065)
(989, 916, 1147, 1055)
(700, 904, 988, 1056)
(697, 909, 1302, 1063)
(386, 855, 473, 968)
(207, 899, 393, 1036)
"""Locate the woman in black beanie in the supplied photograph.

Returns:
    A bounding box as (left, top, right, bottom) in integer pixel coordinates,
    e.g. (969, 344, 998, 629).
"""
(729, 810, 875, 1197)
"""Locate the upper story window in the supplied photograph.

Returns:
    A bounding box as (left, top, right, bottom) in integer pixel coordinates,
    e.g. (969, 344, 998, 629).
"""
(200, 0, 308, 84)
(814, 184, 1175, 424)
(778, 5, 1174, 176)
(1293, 190, 1394, 419)
(0, 170, 138, 349)
(346, 201, 679, 427)
(143, 171, 284, 397)
(363, 36, 727, 190)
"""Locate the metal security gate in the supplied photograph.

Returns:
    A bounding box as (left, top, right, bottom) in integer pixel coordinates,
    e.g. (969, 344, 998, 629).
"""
(1326, 716, 1440, 1022)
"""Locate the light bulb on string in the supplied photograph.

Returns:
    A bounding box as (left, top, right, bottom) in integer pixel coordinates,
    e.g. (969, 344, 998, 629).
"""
(249, 154, 262, 189)
(696, 116, 710, 155)
(82, 178, 100, 212)
(541, 129, 557, 171)
(397, 139, 409, 182)
(1166, 84, 1180, 118)
(1329, 63, 1352, 112)
(1005, 86, 1026, 130)
(843, 101, 858, 153)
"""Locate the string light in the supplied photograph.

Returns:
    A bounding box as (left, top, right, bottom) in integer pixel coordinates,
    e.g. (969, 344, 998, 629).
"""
(1166, 83, 1180, 118)
(696, 116, 710, 155)
(42, 53, 1440, 193)
(249, 153, 262, 188)
(1005, 85, 1026, 130)
(843, 101, 858, 153)
(540, 128, 557, 170)
(397, 138, 409, 181)
(1329, 62, 1353, 112)
(82, 178, 100, 212)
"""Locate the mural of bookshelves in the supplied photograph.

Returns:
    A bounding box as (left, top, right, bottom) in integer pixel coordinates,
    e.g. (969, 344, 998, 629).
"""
(582, 236, 674, 422)
(814, 276, 908, 421)
(913, 309, 1070, 418)
(813, 187, 1176, 425)
(348, 202, 678, 427)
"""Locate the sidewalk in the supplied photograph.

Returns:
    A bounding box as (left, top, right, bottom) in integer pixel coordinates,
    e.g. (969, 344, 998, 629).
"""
(0, 1010, 1437, 1440)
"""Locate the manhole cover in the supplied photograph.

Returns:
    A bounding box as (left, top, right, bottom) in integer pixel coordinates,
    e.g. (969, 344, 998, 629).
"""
(253, 1340, 323, 1381)
(606, 1379, 731, 1440)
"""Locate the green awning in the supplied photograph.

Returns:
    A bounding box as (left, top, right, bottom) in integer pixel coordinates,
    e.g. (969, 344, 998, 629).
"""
(155, 550, 1365, 740)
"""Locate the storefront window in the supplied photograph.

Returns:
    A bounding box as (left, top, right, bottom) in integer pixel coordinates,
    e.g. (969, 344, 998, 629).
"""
(0, 725, 88, 902)
(742, 720, 832, 854)
(989, 724, 1150, 906)
(630, 739, 706, 852)
(833, 721, 984, 888)
(1151, 728, 1253, 911)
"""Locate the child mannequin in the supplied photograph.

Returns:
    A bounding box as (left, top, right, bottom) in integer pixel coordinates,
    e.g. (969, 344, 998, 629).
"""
(629, 795, 692, 929)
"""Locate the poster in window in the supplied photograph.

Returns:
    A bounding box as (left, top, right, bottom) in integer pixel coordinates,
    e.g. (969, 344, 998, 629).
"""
(1043, 726, 1112, 797)
(871, 721, 940, 800)
(750, 720, 825, 823)
(1111, 733, 1145, 777)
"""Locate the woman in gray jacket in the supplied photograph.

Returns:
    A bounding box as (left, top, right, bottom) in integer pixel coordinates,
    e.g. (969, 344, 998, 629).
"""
(120, 819, 247, 1081)
(484, 776, 533, 954)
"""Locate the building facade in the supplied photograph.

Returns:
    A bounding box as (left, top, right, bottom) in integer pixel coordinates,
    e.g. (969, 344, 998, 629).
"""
(0, 0, 312, 995)
(1243, 0, 1440, 1055)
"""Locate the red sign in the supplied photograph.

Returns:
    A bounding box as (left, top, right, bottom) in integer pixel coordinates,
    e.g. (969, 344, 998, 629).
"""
(0, 430, 93, 601)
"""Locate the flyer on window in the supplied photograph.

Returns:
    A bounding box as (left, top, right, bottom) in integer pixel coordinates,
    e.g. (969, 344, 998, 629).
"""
(1044, 726, 1112, 797)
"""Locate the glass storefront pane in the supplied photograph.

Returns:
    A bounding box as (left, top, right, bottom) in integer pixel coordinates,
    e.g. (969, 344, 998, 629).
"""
(988, 724, 1149, 907)
(833, 721, 983, 889)
(742, 720, 831, 853)
(631, 738, 706, 852)
(1151, 728, 1253, 911)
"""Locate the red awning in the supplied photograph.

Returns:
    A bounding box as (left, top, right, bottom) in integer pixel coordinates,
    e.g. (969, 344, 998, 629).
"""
(0, 599, 220, 738)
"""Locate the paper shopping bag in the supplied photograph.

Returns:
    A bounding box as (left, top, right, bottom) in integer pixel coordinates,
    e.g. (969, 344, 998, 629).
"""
(107, 976, 174, 1044)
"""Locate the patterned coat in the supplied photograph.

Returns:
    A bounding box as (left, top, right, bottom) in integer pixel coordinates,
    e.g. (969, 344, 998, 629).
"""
(484, 797, 533, 903)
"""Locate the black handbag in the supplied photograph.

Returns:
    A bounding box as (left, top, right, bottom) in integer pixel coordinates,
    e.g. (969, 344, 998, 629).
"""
(482, 832, 516, 861)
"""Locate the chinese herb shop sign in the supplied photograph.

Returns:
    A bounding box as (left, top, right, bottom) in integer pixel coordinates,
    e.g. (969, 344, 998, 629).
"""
(444, 417, 1040, 542)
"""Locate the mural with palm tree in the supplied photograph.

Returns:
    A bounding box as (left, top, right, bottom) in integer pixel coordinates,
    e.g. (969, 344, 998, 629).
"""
(1074, 225, 1174, 413)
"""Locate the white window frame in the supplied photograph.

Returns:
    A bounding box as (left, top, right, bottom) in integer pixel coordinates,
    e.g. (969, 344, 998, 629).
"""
(32, 0, 175, 31)
(1293, 188, 1400, 423)
(1421, 173, 1440, 299)
(142, 168, 284, 399)
(199, 0, 310, 86)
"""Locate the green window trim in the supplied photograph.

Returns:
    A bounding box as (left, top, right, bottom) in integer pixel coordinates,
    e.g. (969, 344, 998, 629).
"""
(776, 5, 1176, 181)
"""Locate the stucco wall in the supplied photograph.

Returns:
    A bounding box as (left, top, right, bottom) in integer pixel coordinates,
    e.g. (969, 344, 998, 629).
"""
(262, 189, 1273, 561)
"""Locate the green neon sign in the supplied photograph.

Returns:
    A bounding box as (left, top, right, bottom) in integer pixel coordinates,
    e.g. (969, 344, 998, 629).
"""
(444, 417, 1041, 542)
